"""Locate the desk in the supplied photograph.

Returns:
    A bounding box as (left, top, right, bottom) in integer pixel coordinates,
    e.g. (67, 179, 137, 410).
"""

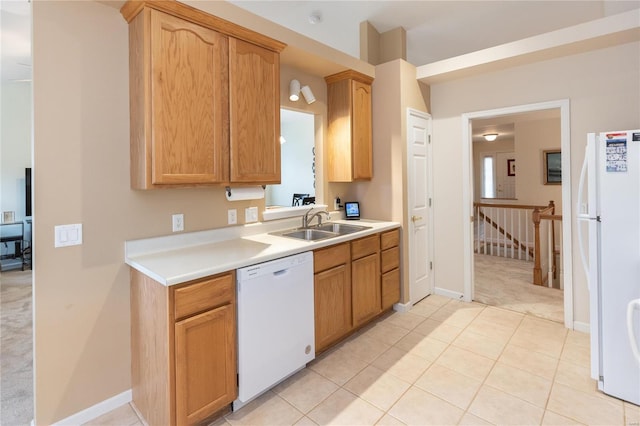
(0, 220, 31, 271)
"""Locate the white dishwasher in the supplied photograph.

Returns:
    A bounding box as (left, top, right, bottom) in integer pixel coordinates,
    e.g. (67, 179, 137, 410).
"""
(235, 251, 315, 409)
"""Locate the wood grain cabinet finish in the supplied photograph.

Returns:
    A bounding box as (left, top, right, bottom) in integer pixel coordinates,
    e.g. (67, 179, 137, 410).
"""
(131, 270, 237, 426)
(325, 70, 374, 182)
(313, 243, 351, 353)
(380, 229, 401, 310)
(351, 235, 381, 327)
(229, 39, 280, 183)
(122, 1, 285, 189)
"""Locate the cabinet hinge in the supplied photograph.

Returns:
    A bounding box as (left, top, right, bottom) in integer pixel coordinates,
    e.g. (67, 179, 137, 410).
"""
(429, 198, 432, 207)
(430, 261, 433, 270)
(428, 135, 431, 144)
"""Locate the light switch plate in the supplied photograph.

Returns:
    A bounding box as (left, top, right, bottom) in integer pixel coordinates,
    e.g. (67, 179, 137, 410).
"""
(55, 224, 83, 248)
(245, 207, 258, 223)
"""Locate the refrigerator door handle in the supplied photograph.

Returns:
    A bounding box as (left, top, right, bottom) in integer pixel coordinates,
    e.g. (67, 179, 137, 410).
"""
(576, 146, 591, 290)
(628, 299, 640, 364)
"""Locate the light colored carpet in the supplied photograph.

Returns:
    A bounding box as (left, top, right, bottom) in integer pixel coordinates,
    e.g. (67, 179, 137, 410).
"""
(474, 254, 564, 323)
(1, 270, 33, 426)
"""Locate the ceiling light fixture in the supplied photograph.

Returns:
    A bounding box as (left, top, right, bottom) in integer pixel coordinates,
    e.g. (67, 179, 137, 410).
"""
(483, 133, 498, 142)
(289, 79, 316, 104)
(308, 11, 322, 24)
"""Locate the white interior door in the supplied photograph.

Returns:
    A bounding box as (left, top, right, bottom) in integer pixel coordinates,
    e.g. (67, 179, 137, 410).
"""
(407, 109, 433, 304)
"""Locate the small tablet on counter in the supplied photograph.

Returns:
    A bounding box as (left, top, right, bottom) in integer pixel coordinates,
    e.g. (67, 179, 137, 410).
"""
(344, 202, 360, 220)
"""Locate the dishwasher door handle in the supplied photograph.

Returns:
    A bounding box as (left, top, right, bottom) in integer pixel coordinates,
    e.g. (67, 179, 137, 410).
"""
(273, 269, 290, 277)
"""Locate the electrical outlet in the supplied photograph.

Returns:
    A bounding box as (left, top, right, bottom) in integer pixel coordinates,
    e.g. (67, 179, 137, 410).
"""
(228, 209, 237, 225)
(245, 206, 258, 223)
(172, 214, 184, 232)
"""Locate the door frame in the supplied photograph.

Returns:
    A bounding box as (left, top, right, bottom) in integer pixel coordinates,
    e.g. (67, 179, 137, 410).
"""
(461, 99, 573, 329)
(406, 108, 435, 303)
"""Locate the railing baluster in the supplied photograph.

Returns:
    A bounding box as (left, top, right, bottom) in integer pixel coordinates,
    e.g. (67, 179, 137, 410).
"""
(518, 210, 522, 260)
(525, 210, 530, 261)
(489, 208, 493, 256)
(547, 222, 553, 288)
(482, 207, 487, 254)
(510, 208, 514, 258)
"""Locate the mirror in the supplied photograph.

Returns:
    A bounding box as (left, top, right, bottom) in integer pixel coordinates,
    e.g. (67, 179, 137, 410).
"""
(265, 109, 316, 208)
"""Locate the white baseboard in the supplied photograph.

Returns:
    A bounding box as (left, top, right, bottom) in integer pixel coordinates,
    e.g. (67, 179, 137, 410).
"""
(573, 321, 590, 333)
(393, 301, 412, 313)
(434, 287, 465, 301)
(52, 389, 132, 426)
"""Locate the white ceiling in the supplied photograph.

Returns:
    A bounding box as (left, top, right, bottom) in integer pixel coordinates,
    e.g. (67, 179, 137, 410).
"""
(229, 0, 640, 66)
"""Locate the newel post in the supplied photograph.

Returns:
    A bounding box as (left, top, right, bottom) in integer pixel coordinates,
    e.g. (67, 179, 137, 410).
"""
(532, 207, 543, 285)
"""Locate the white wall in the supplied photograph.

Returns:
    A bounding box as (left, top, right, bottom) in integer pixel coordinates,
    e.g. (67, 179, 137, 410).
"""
(516, 118, 563, 212)
(430, 41, 640, 326)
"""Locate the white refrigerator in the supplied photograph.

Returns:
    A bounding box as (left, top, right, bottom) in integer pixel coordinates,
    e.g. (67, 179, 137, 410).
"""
(577, 129, 640, 405)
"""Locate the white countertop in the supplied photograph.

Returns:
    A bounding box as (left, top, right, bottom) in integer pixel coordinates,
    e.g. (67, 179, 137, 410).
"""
(125, 217, 400, 286)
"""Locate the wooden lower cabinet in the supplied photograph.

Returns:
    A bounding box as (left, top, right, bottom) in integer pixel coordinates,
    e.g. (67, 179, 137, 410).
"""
(352, 253, 381, 327)
(380, 229, 401, 310)
(314, 264, 352, 352)
(313, 243, 351, 353)
(175, 304, 236, 425)
(131, 269, 237, 426)
(314, 229, 402, 354)
(381, 268, 400, 310)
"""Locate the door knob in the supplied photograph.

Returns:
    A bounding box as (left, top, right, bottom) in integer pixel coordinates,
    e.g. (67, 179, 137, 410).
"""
(411, 215, 423, 222)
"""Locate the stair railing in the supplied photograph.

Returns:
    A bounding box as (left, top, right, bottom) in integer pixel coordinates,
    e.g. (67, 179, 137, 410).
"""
(474, 202, 550, 260)
(538, 211, 563, 288)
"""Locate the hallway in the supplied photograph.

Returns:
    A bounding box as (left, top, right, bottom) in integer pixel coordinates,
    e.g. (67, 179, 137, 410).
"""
(474, 254, 563, 323)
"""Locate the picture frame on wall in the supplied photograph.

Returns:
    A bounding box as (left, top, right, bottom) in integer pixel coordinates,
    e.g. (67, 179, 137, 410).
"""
(544, 149, 562, 185)
(507, 159, 516, 176)
(2, 211, 15, 223)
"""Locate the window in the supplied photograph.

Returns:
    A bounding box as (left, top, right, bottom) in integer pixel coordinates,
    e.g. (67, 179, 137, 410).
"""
(482, 155, 496, 198)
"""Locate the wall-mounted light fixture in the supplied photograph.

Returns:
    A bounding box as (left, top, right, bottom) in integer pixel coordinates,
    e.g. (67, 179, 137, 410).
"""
(289, 79, 316, 104)
(483, 133, 498, 142)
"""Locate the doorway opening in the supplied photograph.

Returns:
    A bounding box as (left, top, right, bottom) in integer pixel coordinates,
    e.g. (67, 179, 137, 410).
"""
(462, 100, 573, 328)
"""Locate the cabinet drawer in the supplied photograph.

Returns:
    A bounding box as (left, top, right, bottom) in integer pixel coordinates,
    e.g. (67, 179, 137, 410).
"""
(314, 243, 350, 273)
(380, 229, 400, 250)
(381, 246, 400, 273)
(381, 268, 400, 310)
(351, 234, 380, 260)
(174, 273, 234, 320)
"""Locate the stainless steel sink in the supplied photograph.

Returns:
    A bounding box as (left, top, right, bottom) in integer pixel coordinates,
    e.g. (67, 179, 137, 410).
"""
(270, 222, 371, 241)
(314, 222, 372, 235)
(276, 228, 337, 241)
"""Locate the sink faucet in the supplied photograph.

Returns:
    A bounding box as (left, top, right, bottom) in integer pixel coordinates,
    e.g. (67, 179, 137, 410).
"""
(302, 208, 330, 228)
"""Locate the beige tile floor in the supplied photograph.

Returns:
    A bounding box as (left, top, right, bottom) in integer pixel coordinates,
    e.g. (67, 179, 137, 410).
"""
(86, 296, 640, 426)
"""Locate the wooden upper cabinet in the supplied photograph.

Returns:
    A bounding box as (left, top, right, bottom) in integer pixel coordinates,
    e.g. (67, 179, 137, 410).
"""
(122, 1, 285, 189)
(229, 39, 281, 183)
(325, 70, 374, 182)
(150, 10, 229, 186)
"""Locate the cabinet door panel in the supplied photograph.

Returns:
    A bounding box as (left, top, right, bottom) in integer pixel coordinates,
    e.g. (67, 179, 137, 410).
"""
(151, 10, 229, 185)
(352, 253, 381, 327)
(382, 268, 400, 310)
(326, 79, 353, 182)
(351, 81, 372, 180)
(229, 38, 280, 183)
(314, 264, 352, 352)
(175, 303, 236, 425)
